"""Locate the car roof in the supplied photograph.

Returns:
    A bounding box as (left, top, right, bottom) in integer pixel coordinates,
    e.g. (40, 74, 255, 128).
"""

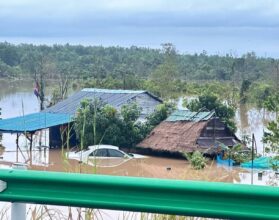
(88, 145, 120, 150)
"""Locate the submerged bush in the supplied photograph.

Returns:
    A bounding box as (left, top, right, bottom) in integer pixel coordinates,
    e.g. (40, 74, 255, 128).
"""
(184, 151, 207, 170)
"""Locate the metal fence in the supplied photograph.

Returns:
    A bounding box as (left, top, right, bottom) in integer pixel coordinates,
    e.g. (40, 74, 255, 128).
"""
(0, 169, 278, 219)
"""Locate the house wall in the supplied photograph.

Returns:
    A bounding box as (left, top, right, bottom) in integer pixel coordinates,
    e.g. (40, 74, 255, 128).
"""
(197, 118, 239, 147)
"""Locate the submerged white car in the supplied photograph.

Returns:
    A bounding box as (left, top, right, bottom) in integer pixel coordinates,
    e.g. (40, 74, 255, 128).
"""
(67, 145, 145, 162)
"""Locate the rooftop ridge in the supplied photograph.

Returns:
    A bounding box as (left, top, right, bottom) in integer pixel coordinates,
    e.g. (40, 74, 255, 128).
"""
(82, 88, 146, 94)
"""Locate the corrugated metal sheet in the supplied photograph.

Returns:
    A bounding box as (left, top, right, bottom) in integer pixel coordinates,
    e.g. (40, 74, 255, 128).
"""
(82, 88, 145, 94)
(166, 110, 215, 122)
(0, 88, 162, 133)
(0, 113, 72, 133)
(44, 88, 161, 115)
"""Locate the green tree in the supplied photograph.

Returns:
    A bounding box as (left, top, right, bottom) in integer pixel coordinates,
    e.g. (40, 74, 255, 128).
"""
(74, 99, 111, 148)
(118, 104, 144, 148)
(264, 94, 279, 117)
(263, 121, 279, 156)
(74, 100, 144, 149)
(263, 93, 279, 158)
(186, 94, 236, 132)
(248, 82, 273, 108)
(239, 79, 252, 104)
(145, 102, 176, 130)
(1, 42, 279, 107)
(74, 99, 174, 149)
(0, 42, 19, 66)
(150, 43, 179, 98)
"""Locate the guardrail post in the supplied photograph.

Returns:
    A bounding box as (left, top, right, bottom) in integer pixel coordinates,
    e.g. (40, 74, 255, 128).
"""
(11, 163, 27, 220)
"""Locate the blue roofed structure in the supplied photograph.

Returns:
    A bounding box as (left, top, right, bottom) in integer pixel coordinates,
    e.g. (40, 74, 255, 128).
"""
(0, 112, 72, 133)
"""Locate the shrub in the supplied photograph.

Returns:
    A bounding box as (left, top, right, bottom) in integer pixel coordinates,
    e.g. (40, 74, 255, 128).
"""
(184, 151, 207, 170)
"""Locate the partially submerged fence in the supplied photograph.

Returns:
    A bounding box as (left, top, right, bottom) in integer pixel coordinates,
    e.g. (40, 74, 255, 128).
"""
(0, 169, 278, 219)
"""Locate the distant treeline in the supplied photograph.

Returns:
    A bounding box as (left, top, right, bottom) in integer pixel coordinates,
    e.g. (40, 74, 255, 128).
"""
(0, 42, 277, 82)
(1, 42, 279, 105)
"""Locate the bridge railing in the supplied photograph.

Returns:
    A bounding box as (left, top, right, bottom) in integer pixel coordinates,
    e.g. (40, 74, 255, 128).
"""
(0, 169, 278, 220)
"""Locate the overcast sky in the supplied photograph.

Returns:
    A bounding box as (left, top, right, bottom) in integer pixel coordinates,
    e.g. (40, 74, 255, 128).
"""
(1, 0, 279, 57)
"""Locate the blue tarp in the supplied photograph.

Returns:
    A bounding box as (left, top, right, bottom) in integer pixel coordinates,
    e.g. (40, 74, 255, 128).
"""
(241, 157, 279, 169)
(216, 155, 235, 166)
(0, 112, 73, 133)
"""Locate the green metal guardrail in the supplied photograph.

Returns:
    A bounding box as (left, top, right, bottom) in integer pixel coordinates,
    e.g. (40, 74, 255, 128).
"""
(0, 169, 278, 219)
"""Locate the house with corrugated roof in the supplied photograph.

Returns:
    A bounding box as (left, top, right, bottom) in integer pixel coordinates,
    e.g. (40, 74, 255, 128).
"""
(44, 88, 162, 119)
(137, 110, 241, 156)
(0, 88, 162, 148)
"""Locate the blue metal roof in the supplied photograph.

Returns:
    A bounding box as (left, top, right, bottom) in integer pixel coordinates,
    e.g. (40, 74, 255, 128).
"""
(166, 110, 215, 122)
(0, 112, 73, 133)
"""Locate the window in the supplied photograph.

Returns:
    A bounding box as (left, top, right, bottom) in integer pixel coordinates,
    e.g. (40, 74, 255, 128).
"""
(107, 149, 125, 157)
(90, 149, 108, 157)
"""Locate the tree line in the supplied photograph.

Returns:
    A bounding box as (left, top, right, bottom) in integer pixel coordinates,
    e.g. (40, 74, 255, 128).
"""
(0, 42, 278, 83)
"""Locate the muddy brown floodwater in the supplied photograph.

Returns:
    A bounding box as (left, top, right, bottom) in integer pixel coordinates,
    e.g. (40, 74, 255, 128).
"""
(0, 148, 244, 183)
(0, 79, 278, 220)
(0, 80, 274, 185)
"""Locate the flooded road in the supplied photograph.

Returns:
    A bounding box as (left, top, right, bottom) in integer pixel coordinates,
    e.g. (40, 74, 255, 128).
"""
(0, 79, 278, 219)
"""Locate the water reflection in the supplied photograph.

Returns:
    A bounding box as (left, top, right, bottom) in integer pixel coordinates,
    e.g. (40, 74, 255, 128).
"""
(237, 170, 278, 186)
(238, 104, 249, 130)
(235, 105, 275, 154)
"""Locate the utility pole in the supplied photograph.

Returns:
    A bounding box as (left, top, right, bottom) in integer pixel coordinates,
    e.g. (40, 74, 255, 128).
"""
(39, 72, 45, 111)
(251, 133, 255, 185)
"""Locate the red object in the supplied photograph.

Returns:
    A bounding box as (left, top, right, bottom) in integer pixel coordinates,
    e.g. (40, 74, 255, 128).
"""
(34, 81, 40, 98)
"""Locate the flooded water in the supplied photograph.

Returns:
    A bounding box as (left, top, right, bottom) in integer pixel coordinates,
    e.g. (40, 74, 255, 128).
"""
(235, 104, 275, 154)
(0, 79, 277, 182)
(0, 79, 278, 219)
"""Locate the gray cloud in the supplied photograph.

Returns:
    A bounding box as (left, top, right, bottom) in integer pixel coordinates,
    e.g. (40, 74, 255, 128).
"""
(1, 10, 279, 38)
(1, 0, 279, 32)
(1, 0, 279, 57)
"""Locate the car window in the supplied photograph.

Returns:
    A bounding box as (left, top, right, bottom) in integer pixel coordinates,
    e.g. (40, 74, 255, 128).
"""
(107, 149, 125, 157)
(90, 149, 108, 157)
